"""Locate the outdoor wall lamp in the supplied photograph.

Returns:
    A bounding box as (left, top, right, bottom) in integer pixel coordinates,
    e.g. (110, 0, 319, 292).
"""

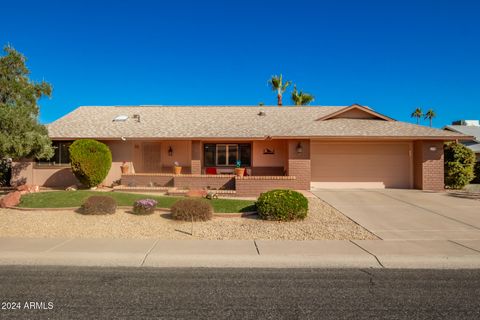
(429, 146, 437, 152)
(168, 146, 173, 156)
(296, 142, 303, 154)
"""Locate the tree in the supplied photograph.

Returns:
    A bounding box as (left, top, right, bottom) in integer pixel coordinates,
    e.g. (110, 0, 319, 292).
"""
(411, 108, 423, 125)
(424, 109, 436, 127)
(0, 45, 53, 160)
(268, 74, 291, 106)
(444, 142, 476, 189)
(291, 85, 315, 105)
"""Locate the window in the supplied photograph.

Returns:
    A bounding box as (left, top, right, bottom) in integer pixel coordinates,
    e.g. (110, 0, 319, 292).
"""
(113, 115, 128, 122)
(204, 143, 251, 167)
(36, 141, 73, 166)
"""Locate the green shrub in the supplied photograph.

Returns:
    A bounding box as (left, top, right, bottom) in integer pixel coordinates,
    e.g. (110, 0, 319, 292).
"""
(69, 139, 112, 187)
(444, 142, 476, 189)
(81, 195, 117, 215)
(132, 199, 158, 215)
(171, 199, 213, 221)
(256, 189, 308, 221)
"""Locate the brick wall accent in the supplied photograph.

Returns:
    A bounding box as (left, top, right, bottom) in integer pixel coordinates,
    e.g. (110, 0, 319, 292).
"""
(250, 166, 285, 176)
(287, 159, 311, 190)
(235, 176, 297, 197)
(413, 141, 444, 191)
(190, 160, 201, 175)
(121, 173, 235, 190)
(174, 175, 235, 190)
(121, 174, 173, 187)
(286, 139, 311, 190)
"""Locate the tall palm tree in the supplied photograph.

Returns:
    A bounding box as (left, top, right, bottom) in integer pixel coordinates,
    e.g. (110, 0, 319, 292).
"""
(291, 85, 315, 105)
(268, 74, 291, 106)
(411, 108, 423, 125)
(424, 109, 436, 127)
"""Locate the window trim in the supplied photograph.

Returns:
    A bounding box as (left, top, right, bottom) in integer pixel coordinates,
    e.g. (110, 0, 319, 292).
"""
(215, 144, 238, 166)
(204, 143, 251, 167)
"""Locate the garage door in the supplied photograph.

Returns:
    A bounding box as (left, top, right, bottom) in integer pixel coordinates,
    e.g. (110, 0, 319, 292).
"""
(311, 142, 412, 189)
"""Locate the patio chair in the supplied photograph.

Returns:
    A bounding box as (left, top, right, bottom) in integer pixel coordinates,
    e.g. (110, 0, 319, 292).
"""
(205, 167, 217, 175)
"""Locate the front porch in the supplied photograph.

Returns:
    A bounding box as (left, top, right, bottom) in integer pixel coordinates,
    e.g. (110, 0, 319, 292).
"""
(116, 138, 310, 196)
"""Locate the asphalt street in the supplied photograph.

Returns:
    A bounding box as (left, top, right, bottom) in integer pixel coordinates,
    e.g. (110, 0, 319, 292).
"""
(0, 266, 480, 319)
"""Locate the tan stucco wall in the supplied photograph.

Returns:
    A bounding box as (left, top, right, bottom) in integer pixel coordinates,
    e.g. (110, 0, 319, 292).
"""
(330, 108, 380, 119)
(11, 162, 79, 187)
(160, 140, 191, 168)
(252, 140, 287, 167)
(101, 140, 135, 185)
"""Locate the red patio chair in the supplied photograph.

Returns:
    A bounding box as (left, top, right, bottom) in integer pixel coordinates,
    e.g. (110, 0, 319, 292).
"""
(205, 167, 217, 175)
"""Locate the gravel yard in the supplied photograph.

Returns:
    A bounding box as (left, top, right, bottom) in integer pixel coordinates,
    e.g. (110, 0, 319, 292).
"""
(0, 197, 377, 240)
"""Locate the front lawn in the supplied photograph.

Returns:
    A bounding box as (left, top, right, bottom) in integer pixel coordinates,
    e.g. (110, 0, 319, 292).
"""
(18, 191, 256, 213)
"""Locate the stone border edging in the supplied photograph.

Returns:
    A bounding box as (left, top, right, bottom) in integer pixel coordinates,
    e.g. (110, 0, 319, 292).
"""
(8, 206, 257, 218)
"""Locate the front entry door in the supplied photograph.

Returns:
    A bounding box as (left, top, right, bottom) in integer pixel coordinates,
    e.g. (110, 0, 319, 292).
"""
(142, 142, 162, 172)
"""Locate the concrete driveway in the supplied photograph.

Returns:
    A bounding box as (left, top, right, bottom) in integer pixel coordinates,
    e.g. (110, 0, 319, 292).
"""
(313, 189, 480, 240)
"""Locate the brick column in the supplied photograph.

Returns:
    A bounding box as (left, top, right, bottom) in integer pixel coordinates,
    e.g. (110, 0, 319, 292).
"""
(413, 141, 444, 191)
(191, 140, 202, 174)
(286, 139, 311, 190)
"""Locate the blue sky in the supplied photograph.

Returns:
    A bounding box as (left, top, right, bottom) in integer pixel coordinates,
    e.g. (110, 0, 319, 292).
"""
(1, 0, 479, 127)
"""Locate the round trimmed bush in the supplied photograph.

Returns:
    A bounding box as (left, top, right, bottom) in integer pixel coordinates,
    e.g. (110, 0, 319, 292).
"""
(81, 195, 116, 215)
(171, 199, 213, 221)
(444, 142, 476, 189)
(256, 189, 308, 221)
(69, 139, 112, 187)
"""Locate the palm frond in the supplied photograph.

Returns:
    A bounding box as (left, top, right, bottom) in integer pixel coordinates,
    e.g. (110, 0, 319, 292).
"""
(424, 109, 436, 119)
(291, 85, 315, 105)
(268, 75, 281, 91)
(411, 108, 423, 118)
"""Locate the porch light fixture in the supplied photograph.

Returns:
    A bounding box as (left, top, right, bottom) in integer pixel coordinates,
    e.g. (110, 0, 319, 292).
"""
(296, 142, 303, 154)
(429, 146, 437, 152)
(168, 146, 173, 156)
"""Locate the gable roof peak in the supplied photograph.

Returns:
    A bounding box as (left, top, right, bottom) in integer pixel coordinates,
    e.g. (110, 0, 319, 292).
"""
(316, 104, 395, 122)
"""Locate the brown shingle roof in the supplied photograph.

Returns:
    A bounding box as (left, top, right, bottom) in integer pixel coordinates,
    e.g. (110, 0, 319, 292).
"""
(47, 105, 467, 140)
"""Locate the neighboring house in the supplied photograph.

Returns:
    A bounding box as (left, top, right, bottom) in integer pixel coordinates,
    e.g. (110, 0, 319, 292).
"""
(11, 104, 468, 196)
(444, 120, 480, 161)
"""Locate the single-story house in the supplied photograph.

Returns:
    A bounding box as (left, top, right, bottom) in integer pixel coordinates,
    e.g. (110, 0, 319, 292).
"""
(12, 104, 468, 196)
(444, 120, 480, 161)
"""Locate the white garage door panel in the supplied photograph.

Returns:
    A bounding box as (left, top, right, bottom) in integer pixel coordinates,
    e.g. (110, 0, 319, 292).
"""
(311, 142, 412, 189)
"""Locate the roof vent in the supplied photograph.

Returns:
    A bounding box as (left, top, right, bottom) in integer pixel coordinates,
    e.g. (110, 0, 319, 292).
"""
(133, 114, 141, 122)
(258, 110, 266, 116)
(113, 115, 128, 122)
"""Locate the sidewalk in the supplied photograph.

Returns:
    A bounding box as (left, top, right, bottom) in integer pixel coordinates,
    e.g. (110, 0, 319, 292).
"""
(1, 238, 480, 269)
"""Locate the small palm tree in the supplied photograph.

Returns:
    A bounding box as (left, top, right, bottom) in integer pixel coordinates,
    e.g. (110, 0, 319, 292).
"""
(291, 85, 315, 105)
(268, 74, 291, 106)
(411, 108, 423, 125)
(424, 109, 436, 127)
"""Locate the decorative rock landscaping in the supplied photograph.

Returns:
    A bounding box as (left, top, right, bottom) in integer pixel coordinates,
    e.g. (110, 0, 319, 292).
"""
(0, 197, 377, 240)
